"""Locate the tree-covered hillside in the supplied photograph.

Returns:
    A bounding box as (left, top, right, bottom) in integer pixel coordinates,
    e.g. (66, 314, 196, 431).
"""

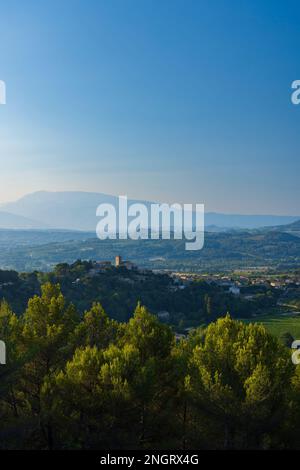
(0, 227, 299, 272)
(0, 261, 282, 327)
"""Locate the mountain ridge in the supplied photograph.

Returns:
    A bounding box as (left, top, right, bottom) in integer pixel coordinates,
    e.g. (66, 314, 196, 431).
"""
(0, 210, 49, 229)
(0, 190, 299, 231)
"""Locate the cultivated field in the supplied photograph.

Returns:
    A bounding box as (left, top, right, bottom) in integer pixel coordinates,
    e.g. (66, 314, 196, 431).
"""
(241, 313, 300, 339)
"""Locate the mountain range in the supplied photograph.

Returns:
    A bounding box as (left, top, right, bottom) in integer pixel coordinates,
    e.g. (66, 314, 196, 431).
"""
(0, 190, 299, 231)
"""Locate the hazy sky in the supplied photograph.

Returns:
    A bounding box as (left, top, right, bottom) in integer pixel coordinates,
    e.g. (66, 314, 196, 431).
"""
(0, 0, 299, 214)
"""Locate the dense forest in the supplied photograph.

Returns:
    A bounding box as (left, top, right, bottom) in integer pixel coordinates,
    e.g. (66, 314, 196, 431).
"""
(1, 282, 300, 450)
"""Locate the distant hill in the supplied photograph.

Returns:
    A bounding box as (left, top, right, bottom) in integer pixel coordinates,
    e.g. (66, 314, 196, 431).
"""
(271, 219, 300, 235)
(0, 210, 48, 229)
(205, 212, 300, 229)
(0, 191, 299, 231)
(0, 226, 298, 272)
(281, 220, 300, 231)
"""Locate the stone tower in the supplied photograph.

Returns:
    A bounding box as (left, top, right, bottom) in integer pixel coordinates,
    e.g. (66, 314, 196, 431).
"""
(115, 255, 122, 267)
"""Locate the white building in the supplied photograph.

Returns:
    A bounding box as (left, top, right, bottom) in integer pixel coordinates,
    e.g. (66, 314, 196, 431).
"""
(229, 285, 240, 296)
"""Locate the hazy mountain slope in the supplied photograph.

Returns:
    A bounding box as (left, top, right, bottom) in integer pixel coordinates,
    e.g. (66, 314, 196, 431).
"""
(0, 211, 48, 229)
(280, 220, 300, 231)
(205, 212, 300, 229)
(1, 191, 113, 231)
(1, 191, 299, 231)
(270, 219, 300, 237)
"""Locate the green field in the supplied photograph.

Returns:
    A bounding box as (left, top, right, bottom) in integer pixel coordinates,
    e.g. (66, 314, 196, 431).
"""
(241, 314, 300, 339)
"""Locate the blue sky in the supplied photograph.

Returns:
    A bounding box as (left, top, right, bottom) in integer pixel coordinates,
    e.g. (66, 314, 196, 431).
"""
(0, 0, 299, 214)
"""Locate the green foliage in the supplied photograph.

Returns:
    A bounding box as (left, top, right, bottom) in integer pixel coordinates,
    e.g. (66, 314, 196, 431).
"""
(0, 286, 299, 450)
(0, 261, 291, 331)
(185, 315, 293, 448)
(73, 302, 119, 349)
(280, 332, 294, 348)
